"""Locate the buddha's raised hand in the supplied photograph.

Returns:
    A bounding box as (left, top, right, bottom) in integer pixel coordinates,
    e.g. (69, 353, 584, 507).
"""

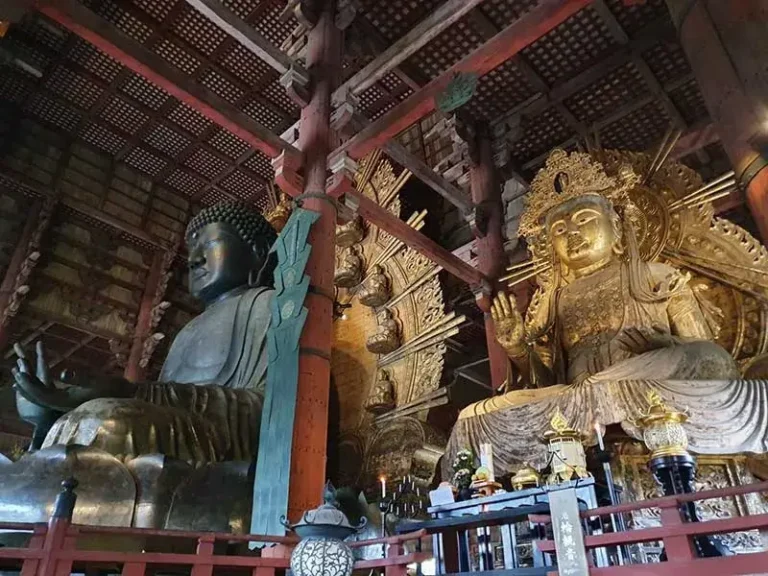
(491, 292, 526, 356)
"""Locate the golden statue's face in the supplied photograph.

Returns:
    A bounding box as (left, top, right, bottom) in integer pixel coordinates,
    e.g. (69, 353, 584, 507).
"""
(547, 197, 617, 272)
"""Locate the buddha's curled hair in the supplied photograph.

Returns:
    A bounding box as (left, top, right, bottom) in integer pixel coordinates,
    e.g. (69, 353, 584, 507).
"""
(186, 201, 277, 250)
(186, 201, 278, 286)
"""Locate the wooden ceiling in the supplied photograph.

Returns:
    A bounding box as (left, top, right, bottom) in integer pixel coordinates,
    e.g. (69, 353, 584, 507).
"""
(0, 0, 757, 425)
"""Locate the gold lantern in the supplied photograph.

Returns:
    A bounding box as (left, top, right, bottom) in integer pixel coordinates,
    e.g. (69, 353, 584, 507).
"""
(634, 390, 690, 459)
(542, 408, 591, 485)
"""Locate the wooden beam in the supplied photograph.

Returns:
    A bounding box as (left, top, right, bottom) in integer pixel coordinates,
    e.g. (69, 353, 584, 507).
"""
(591, 0, 687, 130)
(38, 0, 299, 160)
(342, 0, 488, 96)
(346, 189, 487, 288)
(0, 169, 170, 249)
(333, 0, 593, 161)
(183, 0, 296, 75)
(671, 122, 719, 159)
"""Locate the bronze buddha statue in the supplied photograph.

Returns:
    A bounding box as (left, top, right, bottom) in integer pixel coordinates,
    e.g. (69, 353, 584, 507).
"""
(445, 149, 768, 475)
(4, 201, 279, 530)
(358, 264, 390, 307)
(366, 308, 400, 354)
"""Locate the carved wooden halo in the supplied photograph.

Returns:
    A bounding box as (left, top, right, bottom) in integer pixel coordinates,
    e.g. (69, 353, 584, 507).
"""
(330, 153, 453, 488)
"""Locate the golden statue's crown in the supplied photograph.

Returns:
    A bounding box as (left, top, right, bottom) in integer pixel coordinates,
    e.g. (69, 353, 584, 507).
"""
(518, 149, 640, 238)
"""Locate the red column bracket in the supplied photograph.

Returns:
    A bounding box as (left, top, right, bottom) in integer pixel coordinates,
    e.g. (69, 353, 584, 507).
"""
(272, 150, 304, 198)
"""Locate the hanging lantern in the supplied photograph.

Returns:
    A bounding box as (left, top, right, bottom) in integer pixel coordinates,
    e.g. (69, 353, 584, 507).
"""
(542, 408, 591, 485)
(634, 390, 690, 459)
(282, 482, 366, 576)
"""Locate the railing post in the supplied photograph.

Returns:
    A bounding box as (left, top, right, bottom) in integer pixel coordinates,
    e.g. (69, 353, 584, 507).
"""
(191, 534, 216, 576)
(20, 524, 47, 576)
(385, 539, 406, 576)
(658, 500, 696, 561)
(37, 478, 77, 576)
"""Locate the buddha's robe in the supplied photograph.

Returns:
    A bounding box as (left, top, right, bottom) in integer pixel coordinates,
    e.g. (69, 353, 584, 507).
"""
(443, 263, 768, 477)
(42, 287, 272, 464)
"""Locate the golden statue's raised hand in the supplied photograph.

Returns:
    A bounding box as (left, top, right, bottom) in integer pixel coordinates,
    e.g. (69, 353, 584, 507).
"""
(491, 292, 526, 357)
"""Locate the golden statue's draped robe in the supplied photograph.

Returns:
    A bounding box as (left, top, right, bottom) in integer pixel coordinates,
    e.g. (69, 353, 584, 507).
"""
(42, 287, 272, 464)
(443, 262, 768, 476)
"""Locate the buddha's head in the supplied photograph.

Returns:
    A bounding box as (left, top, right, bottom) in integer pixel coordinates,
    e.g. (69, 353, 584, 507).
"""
(545, 194, 623, 275)
(185, 201, 277, 305)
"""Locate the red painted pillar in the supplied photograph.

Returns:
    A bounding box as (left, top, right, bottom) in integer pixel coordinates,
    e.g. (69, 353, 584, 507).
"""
(666, 0, 768, 241)
(0, 200, 43, 352)
(469, 129, 509, 390)
(124, 250, 166, 382)
(288, 0, 341, 521)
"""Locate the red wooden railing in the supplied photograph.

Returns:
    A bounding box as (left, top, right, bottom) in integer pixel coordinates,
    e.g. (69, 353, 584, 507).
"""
(6, 480, 768, 576)
(0, 517, 429, 576)
(531, 479, 768, 576)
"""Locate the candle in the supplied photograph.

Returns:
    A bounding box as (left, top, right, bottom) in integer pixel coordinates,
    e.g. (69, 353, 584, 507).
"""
(594, 421, 605, 451)
(380, 476, 386, 498)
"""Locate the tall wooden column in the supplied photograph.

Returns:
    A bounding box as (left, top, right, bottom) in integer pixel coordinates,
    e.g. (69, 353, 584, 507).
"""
(124, 248, 173, 382)
(288, 0, 341, 520)
(467, 124, 508, 390)
(665, 0, 768, 241)
(0, 200, 43, 352)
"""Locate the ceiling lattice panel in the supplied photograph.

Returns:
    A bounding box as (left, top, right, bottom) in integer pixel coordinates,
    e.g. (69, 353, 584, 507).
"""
(405, 18, 485, 81)
(669, 78, 710, 126)
(510, 108, 571, 164)
(604, 0, 669, 36)
(640, 41, 692, 85)
(464, 59, 536, 122)
(564, 62, 649, 125)
(359, 0, 445, 43)
(521, 6, 619, 86)
(600, 100, 670, 151)
(480, 0, 541, 30)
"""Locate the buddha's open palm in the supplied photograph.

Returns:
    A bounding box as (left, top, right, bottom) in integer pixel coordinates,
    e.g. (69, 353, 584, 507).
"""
(491, 292, 525, 354)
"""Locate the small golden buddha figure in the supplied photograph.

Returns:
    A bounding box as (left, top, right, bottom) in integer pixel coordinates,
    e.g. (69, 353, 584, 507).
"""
(264, 193, 292, 232)
(366, 308, 400, 354)
(444, 149, 762, 475)
(336, 215, 365, 248)
(363, 368, 396, 415)
(334, 246, 363, 288)
(358, 264, 390, 307)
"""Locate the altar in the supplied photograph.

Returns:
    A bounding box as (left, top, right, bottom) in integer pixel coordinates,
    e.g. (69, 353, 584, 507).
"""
(404, 480, 605, 574)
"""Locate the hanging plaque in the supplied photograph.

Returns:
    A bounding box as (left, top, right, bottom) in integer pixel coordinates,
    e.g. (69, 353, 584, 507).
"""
(435, 72, 478, 113)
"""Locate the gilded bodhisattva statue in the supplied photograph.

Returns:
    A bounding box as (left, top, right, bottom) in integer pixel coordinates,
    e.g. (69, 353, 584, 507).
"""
(445, 149, 768, 475)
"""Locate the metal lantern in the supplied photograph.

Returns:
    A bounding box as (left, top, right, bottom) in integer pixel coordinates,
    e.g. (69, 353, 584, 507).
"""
(282, 483, 366, 576)
(542, 408, 591, 485)
(634, 390, 690, 459)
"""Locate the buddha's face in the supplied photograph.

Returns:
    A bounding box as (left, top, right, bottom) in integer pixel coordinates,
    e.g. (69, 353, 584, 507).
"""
(547, 196, 619, 273)
(188, 222, 260, 305)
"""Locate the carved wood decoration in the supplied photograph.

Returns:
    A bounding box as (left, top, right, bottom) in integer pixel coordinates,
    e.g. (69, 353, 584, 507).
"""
(331, 154, 462, 490)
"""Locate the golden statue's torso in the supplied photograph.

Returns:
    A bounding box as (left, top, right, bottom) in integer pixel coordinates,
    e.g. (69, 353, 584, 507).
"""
(558, 263, 625, 353)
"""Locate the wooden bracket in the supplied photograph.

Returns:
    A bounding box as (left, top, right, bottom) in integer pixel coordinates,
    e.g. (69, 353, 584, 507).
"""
(327, 152, 358, 199)
(272, 150, 304, 198)
(280, 64, 311, 108)
(335, 0, 359, 30)
(330, 89, 363, 135)
(280, 0, 321, 28)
